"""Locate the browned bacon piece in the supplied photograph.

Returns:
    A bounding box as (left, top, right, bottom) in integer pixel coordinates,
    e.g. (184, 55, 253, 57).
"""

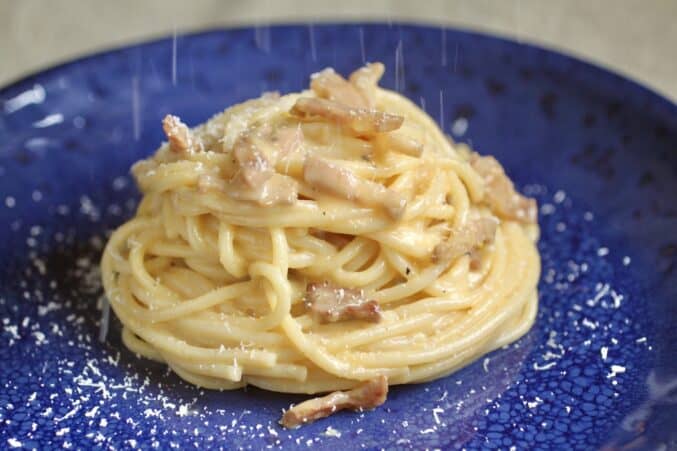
(198, 165, 298, 206)
(280, 376, 388, 428)
(348, 62, 385, 108)
(233, 126, 303, 185)
(303, 155, 406, 219)
(469, 153, 537, 224)
(233, 135, 275, 187)
(311, 68, 368, 108)
(290, 97, 403, 136)
(227, 173, 298, 206)
(433, 217, 498, 266)
(225, 125, 304, 205)
(162, 115, 199, 153)
(305, 281, 382, 324)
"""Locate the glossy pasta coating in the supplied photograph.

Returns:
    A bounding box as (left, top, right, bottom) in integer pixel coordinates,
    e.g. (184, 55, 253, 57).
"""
(101, 63, 540, 395)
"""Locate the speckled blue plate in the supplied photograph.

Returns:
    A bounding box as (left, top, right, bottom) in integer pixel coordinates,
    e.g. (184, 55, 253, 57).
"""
(0, 24, 675, 450)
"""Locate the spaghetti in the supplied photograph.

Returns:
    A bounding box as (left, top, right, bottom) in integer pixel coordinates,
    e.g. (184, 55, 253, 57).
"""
(101, 63, 540, 426)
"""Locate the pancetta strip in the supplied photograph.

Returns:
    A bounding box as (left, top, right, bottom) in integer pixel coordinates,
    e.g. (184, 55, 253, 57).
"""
(233, 135, 276, 187)
(163, 115, 200, 153)
(303, 155, 406, 219)
(348, 62, 385, 108)
(280, 376, 388, 428)
(433, 217, 498, 266)
(227, 173, 298, 206)
(233, 126, 304, 187)
(470, 153, 537, 224)
(311, 68, 368, 109)
(290, 97, 403, 136)
(306, 281, 382, 324)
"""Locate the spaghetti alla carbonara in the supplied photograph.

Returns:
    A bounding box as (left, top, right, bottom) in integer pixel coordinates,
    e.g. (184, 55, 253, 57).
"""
(101, 63, 540, 427)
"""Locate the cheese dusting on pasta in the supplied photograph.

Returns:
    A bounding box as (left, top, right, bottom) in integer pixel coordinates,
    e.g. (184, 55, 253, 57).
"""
(101, 63, 540, 427)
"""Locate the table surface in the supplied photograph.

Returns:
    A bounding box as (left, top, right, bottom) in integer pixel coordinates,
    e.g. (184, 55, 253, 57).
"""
(1, 0, 675, 102)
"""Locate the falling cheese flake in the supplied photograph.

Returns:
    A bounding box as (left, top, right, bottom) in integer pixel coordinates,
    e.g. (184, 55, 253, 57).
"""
(540, 203, 555, 215)
(610, 290, 624, 308)
(482, 358, 490, 373)
(526, 396, 543, 409)
(176, 404, 191, 417)
(451, 117, 468, 136)
(533, 361, 557, 371)
(323, 426, 341, 438)
(553, 190, 566, 203)
(607, 365, 626, 378)
(432, 407, 444, 425)
(581, 318, 597, 330)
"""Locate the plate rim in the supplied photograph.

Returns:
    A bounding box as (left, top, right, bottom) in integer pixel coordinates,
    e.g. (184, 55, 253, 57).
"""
(0, 22, 675, 449)
(1, 22, 676, 117)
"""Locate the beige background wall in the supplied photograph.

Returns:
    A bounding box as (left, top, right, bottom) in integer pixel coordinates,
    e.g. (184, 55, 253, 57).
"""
(1, 0, 675, 101)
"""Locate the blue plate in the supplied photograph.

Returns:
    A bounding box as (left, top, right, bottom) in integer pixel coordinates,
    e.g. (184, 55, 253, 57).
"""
(0, 24, 675, 450)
